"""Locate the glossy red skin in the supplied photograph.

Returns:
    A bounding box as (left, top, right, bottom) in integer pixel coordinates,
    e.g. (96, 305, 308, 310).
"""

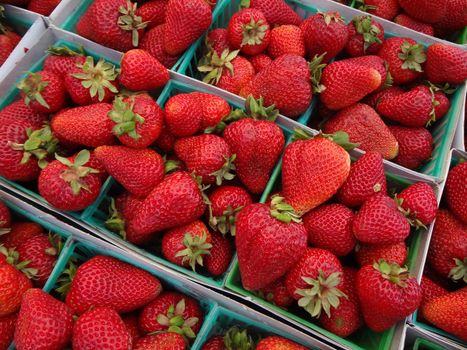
(209, 185, 252, 217)
(0, 222, 44, 249)
(0, 201, 11, 229)
(303, 204, 356, 257)
(236, 203, 307, 291)
(136, 0, 168, 29)
(0, 313, 17, 350)
(364, 86, 405, 109)
(66, 256, 162, 315)
(27, 0, 61, 16)
(126, 171, 206, 244)
(397, 182, 438, 225)
(14, 289, 73, 350)
(356, 243, 408, 267)
(248, 0, 302, 26)
(256, 336, 308, 350)
(433, 91, 450, 121)
(346, 19, 384, 57)
(356, 0, 400, 20)
(165, 93, 203, 137)
(20, 70, 65, 113)
(205, 232, 233, 276)
(0, 264, 32, 317)
(216, 56, 255, 95)
(426, 44, 467, 85)
(140, 24, 181, 68)
(398, 0, 446, 23)
(248, 53, 272, 72)
(394, 14, 434, 36)
(388, 126, 433, 170)
(134, 333, 187, 350)
(206, 28, 231, 56)
(419, 275, 448, 321)
(446, 162, 467, 224)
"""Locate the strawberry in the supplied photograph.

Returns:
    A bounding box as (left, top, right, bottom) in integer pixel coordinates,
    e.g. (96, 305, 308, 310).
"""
(0, 313, 16, 350)
(356, 243, 408, 267)
(0, 264, 31, 317)
(0, 201, 11, 235)
(248, 53, 272, 72)
(433, 91, 450, 121)
(398, 0, 446, 24)
(43, 46, 86, 75)
(419, 275, 448, 320)
(38, 150, 102, 211)
(364, 86, 405, 108)
(356, 261, 422, 332)
(354, 0, 400, 20)
(427, 210, 467, 283)
(164, 93, 203, 137)
(267, 25, 305, 58)
(72, 307, 132, 350)
(300, 12, 348, 63)
(303, 204, 355, 257)
(324, 104, 398, 160)
(120, 49, 169, 91)
(201, 327, 254, 350)
(426, 44, 467, 85)
(205, 232, 233, 276)
(27, 0, 60, 16)
(227, 8, 270, 56)
(378, 38, 426, 85)
(346, 16, 384, 57)
(139, 291, 203, 338)
(282, 134, 351, 215)
(126, 171, 206, 244)
(140, 24, 181, 68)
(162, 220, 212, 271)
(65, 255, 161, 314)
(422, 288, 467, 341)
(352, 195, 411, 245)
(243, 0, 302, 26)
(136, 0, 168, 29)
(0, 222, 43, 249)
(319, 60, 381, 110)
(236, 198, 307, 291)
(285, 248, 345, 317)
(17, 71, 65, 113)
(394, 14, 434, 36)
(205, 28, 231, 56)
(388, 126, 433, 170)
(94, 145, 164, 197)
(51, 103, 115, 147)
(256, 337, 307, 350)
(76, 0, 147, 51)
(109, 94, 164, 148)
(446, 162, 467, 225)
(190, 92, 231, 130)
(175, 134, 235, 185)
(258, 277, 294, 308)
(134, 333, 186, 350)
(122, 313, 142, 346)
(396, 182, 438, 227)
(164, 0, 212, 55)
(14, 289, 73, 350)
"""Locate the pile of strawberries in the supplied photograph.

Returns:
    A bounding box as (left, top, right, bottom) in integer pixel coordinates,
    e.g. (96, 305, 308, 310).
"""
(197, 1, 467, 172)
(1, 0, 62, 16)
(0, 5, 22, 67)
(417, 159, 467, 342)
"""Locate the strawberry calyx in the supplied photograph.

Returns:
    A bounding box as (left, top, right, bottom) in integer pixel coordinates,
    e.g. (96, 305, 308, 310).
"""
(10, 123, 59, 169)
(448, 258, 467, 283)
(0, 244, 39, 279)
(175, 231, 212, 272)
(17, 72, 51, 109)
(155, 299, 199, 339)
(270, 195, 302, 224)
(374, 260, 410, 287)
(308, 53, 327, 94)
(296, 270, 347, 318)
(109, 96, 145, 140)
(354, 0, 377, 12)
(240, 17, 269, 47)
(210, 154, 237, 186)
(353, 15, 382, 52)
(198, 49, 240, 85)
(46, 45, 85, 56)
(398, 41, 426, 73)
(57, 150, 100, 195)
(209, 204, 244, 236)
(72, 56, 119, 102)
(223, 326, 255, 350)
(105, 198, 127, 240)
(55, 260, 77, 298)
(117, 0, 148, 47)
(394, 196, 427, 230)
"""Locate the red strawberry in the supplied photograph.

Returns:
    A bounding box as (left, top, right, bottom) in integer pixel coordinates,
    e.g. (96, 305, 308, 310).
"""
(136, 0, 168, 29)
(258, 277, 294, 308)
(394, 14, 434, 36)
(38, 150, 102, 211)
(282, 135, 351, 215)
(356, 261, 422, 332)
(396, 182, 438, 227)
(324, 104, 398, 160)
(190, 92, 231, 130)
(388, 126, 433, 170)
(446, 162, 467, 225)
(227, 8, 270, 56)
(378, 38, 426, 85)
(164, 93, 203, 137)
(134, 333, 186, 350)
(0, 222, 43, 249)
(140, 24, 181, 68)
(139, 291, 203, 338)
(248, 53, 272, 72)
(120, 49, 169, 91)
(94, 145, 164, 197)
(352, 195, 411, 245)
(236, 198, 307, 291)
(354, 0, 400, 20)
(285, 248, 345, 317)
(65, 255, 162, 314)
(356, 243, 408, 267)
(320, 60, 381, 110)
(205, 232, 233, 276)
(0, 313, 16, 350)
(51, 103, 115, 148)
(346, 16, 384, 57)
(122, 313, 142, 346)
(256, 337, 307, 350)
(267, 25, 305, 58)
(17, 71, 65, 113)
(0, 264, 31, 317)
(364, 86, 405, 108)
(244, 0, 302, 26)
(72, 307, 131, 350)
(303, 204, 355, 257)
(432, 91, 450, 121)
(422, 288, 467, 341)
(427, 210, 466, 283)
(205, 28, 231, 56)
(174, 134, 234, 185)
(126, 172, 206, 244)
(27, 0, 60, 16)
(426, 44, 467, 85)
(398, 0, 446, 24)
(43, 46, 86, 75)
(14, 289, 73, 350)
(419, 275, 448, 319)
(164, 0, 212, 55)
(300, 12, 348, 63)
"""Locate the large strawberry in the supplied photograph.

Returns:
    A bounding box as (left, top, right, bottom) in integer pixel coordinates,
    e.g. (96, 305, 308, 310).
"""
(394, 14, 434, 36)
(256, 337, 307, 350)
(398, 0, 446, 24)
(356, 261, 422, 332)
(236, 197, 307, 291)
(164, 0, 212, 55)
(356, 243, 408, 267)
(388, 126, 433, 170)
(354, 0, 400, 20)
(65, 255, 162, 314)
(396, 182, 438, 227)
(164, 93, 203, 137)
(446, 162, 467, 225)
(425, 44, 467, 85)
(324, 104, 399, 160)
(38, 150, 102, 211)
(267, 25, 305, 58)
(14, 289, 73, 350)
(345, 15, 384, 57)
(126, 171, 206, 244)
(140, 24, 181, 68)
(0, 313, 16, 350)
(134, 332, 186, 350)
(0, 264, 31, 317)
(242, 0, 302, 26)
